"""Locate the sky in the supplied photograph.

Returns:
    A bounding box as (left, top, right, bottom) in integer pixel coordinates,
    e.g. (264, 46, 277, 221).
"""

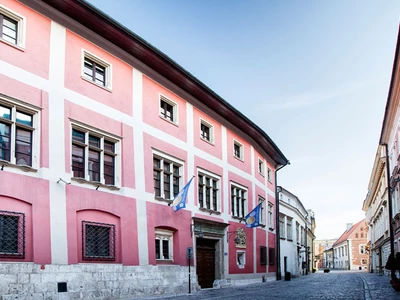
(87, 0, 400, 239)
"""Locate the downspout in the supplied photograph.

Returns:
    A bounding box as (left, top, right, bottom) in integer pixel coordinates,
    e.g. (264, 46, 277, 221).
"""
(275, 162, 289, 281)
(381, 143, 397, 280)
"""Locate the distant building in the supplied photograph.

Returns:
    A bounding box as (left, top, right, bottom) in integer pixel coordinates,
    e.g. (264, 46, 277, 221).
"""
(277, 187, 315, 277)
(332, 220, 369, 270)
(315, 238, 337, 269)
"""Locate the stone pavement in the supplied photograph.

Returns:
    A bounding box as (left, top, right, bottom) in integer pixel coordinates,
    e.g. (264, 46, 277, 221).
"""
(129, 270, 400, 300)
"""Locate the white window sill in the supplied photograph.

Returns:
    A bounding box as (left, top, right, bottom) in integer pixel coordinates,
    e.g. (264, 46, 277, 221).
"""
(200, 137, 214, 146)
(81, 76, 112, 92)
(159, 115, 179, 127)
(0, 38, 25, 52)
(71, 177, 120, 191)
(233, 156, 244, 162)
(0, 160, 37, 172)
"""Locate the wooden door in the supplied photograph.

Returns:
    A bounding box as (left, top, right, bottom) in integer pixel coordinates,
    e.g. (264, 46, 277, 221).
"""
(196, 239, 216, 289)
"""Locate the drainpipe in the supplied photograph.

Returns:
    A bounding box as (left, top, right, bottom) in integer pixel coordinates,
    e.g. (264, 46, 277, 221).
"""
(275, 162, 289, 281)
(381, 143, 397, 280)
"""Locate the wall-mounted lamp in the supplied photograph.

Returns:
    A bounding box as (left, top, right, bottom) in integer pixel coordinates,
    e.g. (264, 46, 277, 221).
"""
(57, 178, 71, 185)
(227, 230, 240, 243)
(190, 224, 204, 238)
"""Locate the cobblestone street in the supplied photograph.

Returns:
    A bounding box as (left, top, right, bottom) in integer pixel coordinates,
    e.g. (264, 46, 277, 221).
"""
(134, 271, 399, 300)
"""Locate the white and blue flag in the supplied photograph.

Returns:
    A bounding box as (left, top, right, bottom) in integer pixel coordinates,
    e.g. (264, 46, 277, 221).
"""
(245, 203, 262, 228)
(171, 176, 194, 212)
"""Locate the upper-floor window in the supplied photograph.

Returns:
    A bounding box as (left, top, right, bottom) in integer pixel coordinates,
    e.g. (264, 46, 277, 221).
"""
(279, 214, 285, 238)
(200, 119, 213, 143)
(359, 245, 365, 254)
(233, 140, 243, 160)
(258, 158, 264, 175)
(198, 172, 219, 212)
(0, 100, 37, 168)
(0, 210, 25, 259)
(153, 153, 182, 200)
(287, 217, 293, 240)
(231, 184, 247, 218)
(258, 196, 265, 225)
(82, 50, 112, 89)
(267, 168, 272, 182)
(268, 203, 274, 229)
(71, 126, 118, 186)
(355, 233, 358, 238)
(159, 95, 178, 124)
(296, 222, 300, 242)
(0, 5, 25, 48)
(82, 221, 115, 261)
(155, 229, 173, 261)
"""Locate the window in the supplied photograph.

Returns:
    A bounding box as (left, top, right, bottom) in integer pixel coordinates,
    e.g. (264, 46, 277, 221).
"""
(279, 214, 285, 239)
(82, 221, 115, 261)
(82, 51, 112, 89)
(198, 172, 219, 211)
(233, 140, 243, 160)
(0, 210, 24, 258)
(287, 217, 293, 240)
(155, 229, 173, 261)
(159, 95, 178, 124)
(361, 233, 364, 238)
(0, 101, 37, 167)
(231, 184, 247, 218)
(296, 222, 300, 243)
(361, 258, 367, 265)
(268, 203, 274, 229)
(269, 247, 275, 265)
(260, 246, 267, 265)
(0, 6, 25, 48)
(237, 251, 245, 268)
(200, 119, 213, 143)
(258, 159, 264, 175)
(258, 196, 265, 225)
(360, 245, 366, 254)
(355, 233, 358, 238)
(153, 153, 182, 200)
(267, 168, 272, 182)
(71, 127, 118, 185)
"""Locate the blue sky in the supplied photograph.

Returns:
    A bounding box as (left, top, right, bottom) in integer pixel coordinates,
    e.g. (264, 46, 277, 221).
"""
(88, 0, 400, 239)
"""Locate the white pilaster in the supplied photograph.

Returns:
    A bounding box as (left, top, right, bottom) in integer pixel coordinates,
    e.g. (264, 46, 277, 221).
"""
(48, 21, 68, 264)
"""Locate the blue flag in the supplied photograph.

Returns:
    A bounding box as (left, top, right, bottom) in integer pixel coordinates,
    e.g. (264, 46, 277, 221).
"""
(171, 177, 194, 212)
(245, 203, 262, 228)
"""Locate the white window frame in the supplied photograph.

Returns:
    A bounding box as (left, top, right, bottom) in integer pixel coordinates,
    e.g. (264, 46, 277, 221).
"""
(155, 229, 173, 261)
(81, 49, 112, 90)
(198, 169, 220, 212)
(200, 118, 214, 143)
(70, 121, 120, 187)
(359, 244, 366, 255)
(258, 158, 264, 175)
(286, 217, 293, 240)
(268, 202, 274, 229)
(231, 183, 247, 218)
(152, 150, 183, 200)
(267, 167, 272, 182)
(258, 196, 265, 225)
(279, 214, 285, 239)
(0, 5, 25, 49)
(237, 251, 246, 268)
(0, 95, 40, 170)
(233, 139, 243, 160)
(159, 94, 178, 125)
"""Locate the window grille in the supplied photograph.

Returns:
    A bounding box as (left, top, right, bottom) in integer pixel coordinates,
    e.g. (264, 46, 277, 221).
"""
(260, 246, 267, 265)
(82, 221, 115, 261)
(269, 247, 275, 265)
(0, 210, 25, 258)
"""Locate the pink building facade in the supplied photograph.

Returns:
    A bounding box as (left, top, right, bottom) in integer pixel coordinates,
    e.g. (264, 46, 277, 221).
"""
(0, 0, 288, 298)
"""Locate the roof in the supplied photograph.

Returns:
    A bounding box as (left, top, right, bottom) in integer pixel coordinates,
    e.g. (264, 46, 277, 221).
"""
(332, 219, 365, 247)
(380, 25, 400, 144)
(34, 0, 289, 167)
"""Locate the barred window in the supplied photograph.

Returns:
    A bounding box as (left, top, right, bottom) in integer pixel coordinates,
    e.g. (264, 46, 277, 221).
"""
(198, 173, 219, 211)
(71, 127, 118, 185)
(0, 210, 25, 258)
(153, 154, 182, 200)
(82, 221, 115, 261)
(260, 246, 267, 265)
(231, 184, 247, 218)
(0, 102, 36, 167)
(269, 247, 275, 265)
(155, 229, 173, 261)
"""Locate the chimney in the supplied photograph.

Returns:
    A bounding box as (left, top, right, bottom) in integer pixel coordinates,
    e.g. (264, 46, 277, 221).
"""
(346, 223, 353, 231)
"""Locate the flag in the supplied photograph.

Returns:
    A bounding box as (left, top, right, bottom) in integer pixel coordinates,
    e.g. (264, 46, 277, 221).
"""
(245, 203, 262, 228)
(171, 176, 194, 212)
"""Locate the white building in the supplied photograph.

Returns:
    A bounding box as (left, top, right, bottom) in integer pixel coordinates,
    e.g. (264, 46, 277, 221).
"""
(278, 187, 309, 278)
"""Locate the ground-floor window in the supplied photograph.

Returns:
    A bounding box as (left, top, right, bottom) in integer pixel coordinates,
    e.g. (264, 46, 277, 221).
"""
(155, 229, 173, 261)
(0, 210, 25, 258)
(82, 221, 115, 261)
